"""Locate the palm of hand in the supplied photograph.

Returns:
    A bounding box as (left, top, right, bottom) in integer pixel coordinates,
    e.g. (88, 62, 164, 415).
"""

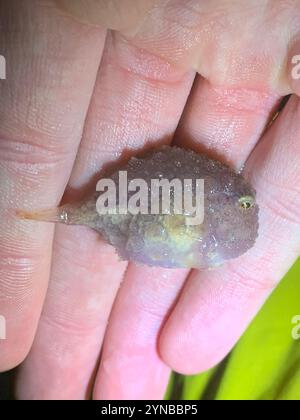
(0, 0, 299, 399)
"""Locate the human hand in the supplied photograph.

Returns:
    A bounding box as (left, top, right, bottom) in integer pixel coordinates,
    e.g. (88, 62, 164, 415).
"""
(0, 0, 299, 399)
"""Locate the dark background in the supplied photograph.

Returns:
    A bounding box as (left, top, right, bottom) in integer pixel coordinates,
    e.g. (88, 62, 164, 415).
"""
(0, 371, 13, 400)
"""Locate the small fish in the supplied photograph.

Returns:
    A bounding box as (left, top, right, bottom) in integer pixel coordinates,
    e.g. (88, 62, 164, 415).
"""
(18, 146, 259, 269)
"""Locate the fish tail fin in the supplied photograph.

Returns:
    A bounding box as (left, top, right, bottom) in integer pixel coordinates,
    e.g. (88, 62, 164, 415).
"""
(16, 207, 69, 224)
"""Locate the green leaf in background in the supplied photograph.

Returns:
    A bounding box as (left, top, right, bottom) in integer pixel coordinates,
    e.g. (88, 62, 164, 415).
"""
(168, 258, 300, 400)
(181, 368, 215, 400)
(216, 258, 300, 400)
(165, 368, 215, 400)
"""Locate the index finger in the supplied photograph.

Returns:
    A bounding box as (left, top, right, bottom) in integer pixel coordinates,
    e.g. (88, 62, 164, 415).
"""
(0, 0, 104, 371)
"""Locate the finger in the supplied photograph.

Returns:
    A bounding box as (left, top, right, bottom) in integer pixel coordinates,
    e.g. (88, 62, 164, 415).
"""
(174, 77, 279, 168)
(286, 36, 300, 97)
(160, 95, 300, 374)
(0, 0, 105, 371)
(92, 51, 282, 401)
(95, 73, 282, 400)
(94, 266, 188, 400)
(16, 31, 195, 399)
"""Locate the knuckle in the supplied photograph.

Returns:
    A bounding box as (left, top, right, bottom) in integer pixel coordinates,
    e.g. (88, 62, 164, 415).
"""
(260, 183, 300, 227)
(0, 253, 36, 302)
(40, 310, 102, 337)
(109, 31, 185, 85)
(225, 260, 278, 291)
(0, 135, 73, 183)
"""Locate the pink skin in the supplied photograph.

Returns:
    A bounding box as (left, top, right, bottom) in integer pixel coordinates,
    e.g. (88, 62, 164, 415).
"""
(0, 0, 299, 399)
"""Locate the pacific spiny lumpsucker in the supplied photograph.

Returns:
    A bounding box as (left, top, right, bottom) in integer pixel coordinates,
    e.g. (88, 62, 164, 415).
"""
(18, 146, 259, 269)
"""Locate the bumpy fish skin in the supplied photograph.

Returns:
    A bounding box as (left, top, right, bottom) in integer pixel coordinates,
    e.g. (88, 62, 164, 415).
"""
(20, 146, 259, 269)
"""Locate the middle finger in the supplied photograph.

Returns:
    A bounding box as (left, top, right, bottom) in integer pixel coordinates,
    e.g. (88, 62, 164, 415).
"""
(16, 30, 195, 400)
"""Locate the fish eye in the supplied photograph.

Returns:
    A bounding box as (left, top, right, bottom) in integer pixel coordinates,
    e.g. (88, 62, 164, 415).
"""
(238, 195, 255, 210)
